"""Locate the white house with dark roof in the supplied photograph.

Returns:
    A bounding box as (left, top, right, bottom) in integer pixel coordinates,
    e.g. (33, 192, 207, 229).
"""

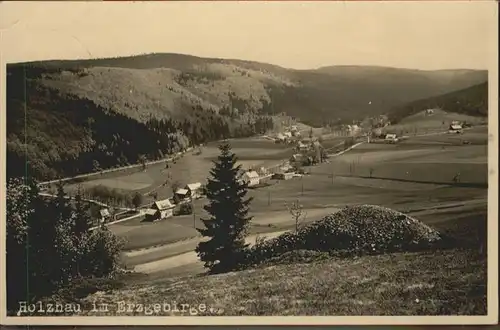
(145, 198, 175, 221)
(241, 170, 260, 187)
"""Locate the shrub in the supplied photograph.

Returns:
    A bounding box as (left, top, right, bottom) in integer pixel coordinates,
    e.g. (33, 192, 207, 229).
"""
(179, 202, 193, 215)
(243, 205, 441, 267)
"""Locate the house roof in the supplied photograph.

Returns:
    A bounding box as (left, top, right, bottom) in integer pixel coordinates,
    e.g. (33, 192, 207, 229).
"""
(186, 182, 202, 191)
(176, 188, 189, 195)
(154, 199, 174, 210)
(144, 208, 157, 216)
(450, 124, 463, 130)
(100, 209, 110, 217)
(243, 171, 260, 179)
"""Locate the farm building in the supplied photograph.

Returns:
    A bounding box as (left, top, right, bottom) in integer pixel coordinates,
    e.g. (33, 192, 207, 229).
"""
(144, 199, 175, 222)
(185, 182, 203, 199)
(99, 208, 111, 223)
(449, 124, 463, 134)
(241, 170, 260, 187)
(274, 172, 295, 180)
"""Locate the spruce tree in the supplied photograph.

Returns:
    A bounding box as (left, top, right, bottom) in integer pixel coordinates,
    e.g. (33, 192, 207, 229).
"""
(196, 141, 253, 273)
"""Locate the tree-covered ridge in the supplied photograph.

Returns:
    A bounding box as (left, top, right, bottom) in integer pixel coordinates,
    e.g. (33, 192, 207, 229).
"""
(387, 82, 488, 124)
(8, 53, 488, 128)
(6, 77, 274, 181)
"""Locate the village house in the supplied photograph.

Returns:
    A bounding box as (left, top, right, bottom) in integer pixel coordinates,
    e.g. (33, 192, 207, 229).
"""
(449, 124, 463, 134)
(385, 133, 399, 143)
(174, 188, 189, 201)
(99, 208, 111, 223)
(185, 182, 203, 199)
(144, 199, 175, 222)
(241, 170, 260, 187)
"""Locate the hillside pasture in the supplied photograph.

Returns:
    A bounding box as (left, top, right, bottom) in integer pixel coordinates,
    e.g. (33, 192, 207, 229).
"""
(383, 110, 487, 135)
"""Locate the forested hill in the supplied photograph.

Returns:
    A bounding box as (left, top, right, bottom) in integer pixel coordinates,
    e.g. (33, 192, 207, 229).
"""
(6, 77, 273, 181)
(6, 53, 487, 180)
(387, 82, 488, 124)
(9, 53, 487, 125)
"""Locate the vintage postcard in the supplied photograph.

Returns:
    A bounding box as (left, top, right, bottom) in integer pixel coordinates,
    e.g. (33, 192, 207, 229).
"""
(0, 0, 498, 326)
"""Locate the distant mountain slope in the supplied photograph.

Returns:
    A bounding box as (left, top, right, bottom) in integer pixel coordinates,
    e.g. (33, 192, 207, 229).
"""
(387, 82, 488, 124)
(8, 53, 487, 125)
(6, 53, 488, 180)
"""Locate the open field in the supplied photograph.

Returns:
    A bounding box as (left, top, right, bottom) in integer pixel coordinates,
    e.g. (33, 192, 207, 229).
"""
(106, 126, 488, 279)
(383, 109, 488, 135)
(66, 133, 347, 205)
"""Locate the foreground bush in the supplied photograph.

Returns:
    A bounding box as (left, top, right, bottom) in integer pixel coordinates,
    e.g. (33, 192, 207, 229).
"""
(243, 205, 442, 267)
(6, 177, 124, 314)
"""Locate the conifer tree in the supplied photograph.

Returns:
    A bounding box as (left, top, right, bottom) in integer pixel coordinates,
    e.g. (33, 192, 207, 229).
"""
(196, 141, 253, 273)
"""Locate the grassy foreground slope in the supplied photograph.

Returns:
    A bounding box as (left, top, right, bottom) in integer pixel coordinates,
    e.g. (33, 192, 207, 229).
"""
(78, 249, 484, 316)
(75, 204, 487, 316)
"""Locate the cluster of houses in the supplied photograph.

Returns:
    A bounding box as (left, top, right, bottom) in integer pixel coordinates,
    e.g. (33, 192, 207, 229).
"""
(143, 182, 204, 222)
(274, 125, 301, 143)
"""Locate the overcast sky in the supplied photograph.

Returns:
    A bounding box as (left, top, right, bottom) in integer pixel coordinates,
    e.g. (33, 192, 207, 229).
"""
(0, 1, 497, 70)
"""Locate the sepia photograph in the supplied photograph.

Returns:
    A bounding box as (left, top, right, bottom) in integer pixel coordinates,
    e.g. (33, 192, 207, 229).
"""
(0, 0, 498, 326)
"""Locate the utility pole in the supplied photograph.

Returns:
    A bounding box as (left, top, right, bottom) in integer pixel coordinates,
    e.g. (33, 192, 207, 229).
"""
(268, 188, 271, 206)
(301, 175, 304, 196)
(191, 196, 196, 229)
